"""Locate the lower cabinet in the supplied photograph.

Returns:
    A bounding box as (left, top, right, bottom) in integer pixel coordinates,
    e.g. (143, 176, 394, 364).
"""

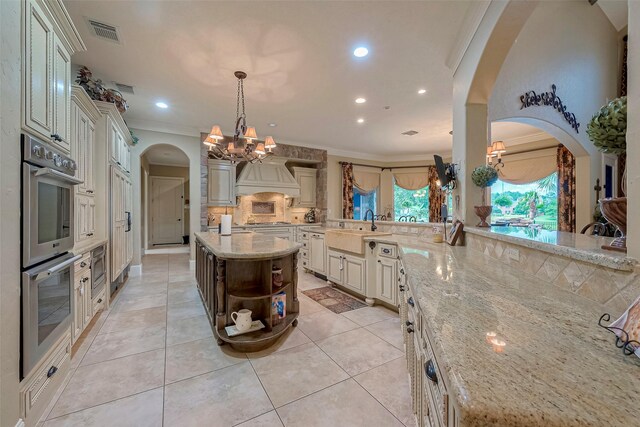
(309, 232, 326, 274)
(376, 256, 398, 306)
(327, 249, 367, 294)
(75, 194, 95, 243)
(72, 256, 93, 344)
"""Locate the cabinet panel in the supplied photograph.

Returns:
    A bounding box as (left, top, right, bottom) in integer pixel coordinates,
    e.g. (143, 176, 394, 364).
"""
(24, 0, 54, 139)
(207, 161, 236, 206)
(293, 167, 317, 207)
(343, 255, 366, 293)
(309, 234, 326, 274)
(51, 34, 71, 152)
(376, 257, 397, 305)
(82, 269, 93, 328)
(327, 250, 343, 284)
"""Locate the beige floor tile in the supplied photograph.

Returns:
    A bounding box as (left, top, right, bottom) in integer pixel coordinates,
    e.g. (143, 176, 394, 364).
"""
(297, 294, 328, 316)
(276, 379, 403, 427)
(167, 299, 206, 321)
(111, 293, 167, 313)
(165, 337, 246, 384)
(297, 271, 329, 291)
(98, 306, 166, 335)
(250, 342, 349, 407)
(296, 310, 359, 341)
(166, 314, 213, 346)
(236, 411, 283, 427)
(316, 328, 403, 376)
(81, 325, 166, 366)
(43, 388, 163, 427)
(354, 357, 415, 426)
(120, 281, 167, 298)
(341, 306, 398, 326)
(49, 349, 165, 419)
(163, 362, 273, 426)
(168, 272, 195, 283)
(247, 327, 311, 359)
(168, 286, 200, 304)
(365, 317, 404, 350)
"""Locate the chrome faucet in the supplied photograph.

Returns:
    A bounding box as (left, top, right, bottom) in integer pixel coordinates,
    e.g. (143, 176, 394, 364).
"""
(363, 209, 377, 232)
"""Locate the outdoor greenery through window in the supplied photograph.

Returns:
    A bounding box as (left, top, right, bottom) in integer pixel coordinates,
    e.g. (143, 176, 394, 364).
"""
(490, 172, 558, 230)
(393, 184, 429, 222)
(353, 187, 377, 220)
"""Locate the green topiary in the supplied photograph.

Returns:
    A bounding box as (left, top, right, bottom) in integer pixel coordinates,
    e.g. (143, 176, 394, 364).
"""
(471, 165, 498, 188)
(587, 96, 627, 155)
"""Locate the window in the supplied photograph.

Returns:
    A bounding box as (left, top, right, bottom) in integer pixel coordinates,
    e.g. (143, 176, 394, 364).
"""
(353, 187, 377, 220)
(490, 172, 558, 230)
(393, 184, 429, 222)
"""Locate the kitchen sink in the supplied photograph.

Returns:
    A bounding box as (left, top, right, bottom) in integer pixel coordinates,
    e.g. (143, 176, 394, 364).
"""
(325, 229, 392, 255)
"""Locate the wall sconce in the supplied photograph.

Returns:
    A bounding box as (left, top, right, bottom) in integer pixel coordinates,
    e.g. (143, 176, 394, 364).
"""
(490, 141, 506, 169)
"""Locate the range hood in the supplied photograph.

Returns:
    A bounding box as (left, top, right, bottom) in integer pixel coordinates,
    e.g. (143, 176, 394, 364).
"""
(235, 157, 301, 197)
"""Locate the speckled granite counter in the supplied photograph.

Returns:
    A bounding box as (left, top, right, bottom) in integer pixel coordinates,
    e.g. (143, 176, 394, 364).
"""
(194, 232, 301, 259)
(372, 235, 640, 426)
(466, 226, 636, 271)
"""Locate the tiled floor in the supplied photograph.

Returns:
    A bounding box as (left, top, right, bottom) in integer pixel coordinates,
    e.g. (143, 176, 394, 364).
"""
(42, 254, 414, 427)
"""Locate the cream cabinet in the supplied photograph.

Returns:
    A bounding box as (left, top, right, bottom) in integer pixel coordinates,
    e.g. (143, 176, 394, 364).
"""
(72, 257, 92, 344)
(309, 232, 326, 274)
(207, 160, 236, 206)
(327, 249, 367, 294)
(108, 118, 131, 174)
(75, 194, 96, 243)
(376, 257, 398, 306)
(111, 166, 132, 279)
(22, 0, 85, 152)
(293, 167, 317, 207)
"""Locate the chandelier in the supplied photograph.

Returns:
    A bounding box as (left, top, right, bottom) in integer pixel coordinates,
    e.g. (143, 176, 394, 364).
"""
(204, 71, 276, 163)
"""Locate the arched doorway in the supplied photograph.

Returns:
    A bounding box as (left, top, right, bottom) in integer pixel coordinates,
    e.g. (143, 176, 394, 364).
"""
(140, 144, 190, 253)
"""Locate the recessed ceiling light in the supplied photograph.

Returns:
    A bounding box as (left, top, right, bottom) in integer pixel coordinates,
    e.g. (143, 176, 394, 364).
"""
(418, 89, 427, 95)
(268, 123, 277, 127)
(155, 101, 168, 109)
(353, 47, 368, 57)
(355, 97, 366, 104)
(357, 118, 365, 124)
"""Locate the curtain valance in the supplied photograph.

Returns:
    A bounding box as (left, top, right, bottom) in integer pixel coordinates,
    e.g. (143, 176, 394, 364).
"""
(393, 172, 429, 190)
(353, 170, 380, 193)
(497, 151, 556, 184)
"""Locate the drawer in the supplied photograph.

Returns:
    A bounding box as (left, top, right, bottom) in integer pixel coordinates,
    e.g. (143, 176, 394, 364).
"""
(405, 287, 420, 336)
(300, 249, 309, 260)
(74, 253, 91, 273)
(93, 288, 106, 313)
(21, 334, 71, 419)
(421, 330, 448, 426)
(378, 243, 397, 258)
(299, 231, 309, 241)
(301, 259, 309, 269)
(420, 346, 441, 427)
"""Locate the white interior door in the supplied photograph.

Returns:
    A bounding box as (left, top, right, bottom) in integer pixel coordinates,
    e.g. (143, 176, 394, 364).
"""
(151, 177, 184, 245)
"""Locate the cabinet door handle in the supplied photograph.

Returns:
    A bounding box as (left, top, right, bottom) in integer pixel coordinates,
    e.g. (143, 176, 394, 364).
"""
(87, 233, 94, 237)
(80, 262, 87, 268)
(377, 260, 381, 263)
(399, 284, 405, 291)
(425, 360, 438, 384)
(87, 190, 94, 194)
(50, 134, 63, 142)
(47, 365, 58, 378)
(407, 297, 414, 307)
(97, 298, 103, 304)
(407, 326, 414, 334)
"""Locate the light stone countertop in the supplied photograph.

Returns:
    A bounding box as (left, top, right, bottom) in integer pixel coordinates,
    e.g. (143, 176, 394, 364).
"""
(195, 232, 302, 260)
(466, 226, 636, 271)
(72, 239, 108, 256)
(369, 234, 640, 426)
(207, 223, 321, 230)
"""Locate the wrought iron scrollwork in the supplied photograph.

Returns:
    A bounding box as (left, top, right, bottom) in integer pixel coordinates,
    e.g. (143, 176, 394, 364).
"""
(598, 313, 640, 357)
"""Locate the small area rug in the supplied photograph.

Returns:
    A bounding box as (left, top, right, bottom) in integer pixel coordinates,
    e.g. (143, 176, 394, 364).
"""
(303, 287, 367, 314)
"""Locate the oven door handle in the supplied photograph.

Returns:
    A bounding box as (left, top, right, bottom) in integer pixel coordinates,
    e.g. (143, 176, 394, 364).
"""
(34, 167, 83, 185)
(35, 255, 82, 282)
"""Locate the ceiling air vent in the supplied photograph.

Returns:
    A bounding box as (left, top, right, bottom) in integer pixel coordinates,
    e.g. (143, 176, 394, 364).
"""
(87, 19, 121, 43)
(115, 83, 134, 94)
(401, 130, 419, 136)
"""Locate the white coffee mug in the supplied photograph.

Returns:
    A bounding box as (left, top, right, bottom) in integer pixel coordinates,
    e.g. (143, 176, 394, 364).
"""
(231, 309, 252, 332)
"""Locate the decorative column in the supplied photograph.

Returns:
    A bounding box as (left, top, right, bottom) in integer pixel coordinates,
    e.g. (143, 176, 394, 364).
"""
(627, 2, 640, 258)
(215, 258, 226, 344)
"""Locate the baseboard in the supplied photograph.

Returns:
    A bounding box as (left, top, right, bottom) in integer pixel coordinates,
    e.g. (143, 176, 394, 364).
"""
(15, 419, 25, 427)
(144, 246, 190, 255)
(129, 264, 142, 277)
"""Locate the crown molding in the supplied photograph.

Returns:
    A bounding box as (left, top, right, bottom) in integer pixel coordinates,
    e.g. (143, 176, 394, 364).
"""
(40, 0, 87, 54)
(71, 85, 101, 122)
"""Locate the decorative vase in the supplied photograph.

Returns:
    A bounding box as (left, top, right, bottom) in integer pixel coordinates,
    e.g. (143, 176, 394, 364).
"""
(599, 197, 627, 252)
(474, 205, 493, 228)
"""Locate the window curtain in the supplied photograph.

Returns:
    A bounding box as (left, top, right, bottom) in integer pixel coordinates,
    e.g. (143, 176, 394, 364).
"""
(557, 145, 576, 232)
(393, 172, 429, 190)
(618, 35, 627, 196)
(496, 152, 556, 184)
(341, 162, 354, 219)
(353, 169, 380, 194)
(427, 166, 446, 222)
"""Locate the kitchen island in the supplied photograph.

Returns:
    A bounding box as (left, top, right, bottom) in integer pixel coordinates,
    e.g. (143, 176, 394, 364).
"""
(194, 232, 302, 352)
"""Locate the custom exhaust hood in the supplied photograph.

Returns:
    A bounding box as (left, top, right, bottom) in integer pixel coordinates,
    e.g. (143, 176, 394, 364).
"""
(235, 157, 301, 197)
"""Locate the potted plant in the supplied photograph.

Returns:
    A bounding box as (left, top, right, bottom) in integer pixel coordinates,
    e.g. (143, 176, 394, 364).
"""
(471, 165, 499, 227)
(587, 96, 627, 252)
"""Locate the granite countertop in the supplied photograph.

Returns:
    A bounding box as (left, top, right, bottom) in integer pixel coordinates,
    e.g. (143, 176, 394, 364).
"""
(299, 226, 327, 234)
(195, 232, 302, 259)
(207, 223, 321, 229)
(381, 235, 640, 426)
(466, 226, 636, 271)
(72, 239, 108, 256)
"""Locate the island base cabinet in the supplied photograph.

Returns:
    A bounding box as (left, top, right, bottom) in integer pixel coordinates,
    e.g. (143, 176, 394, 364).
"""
(376, 257, 398, 306)
(326, 249, 366, 295)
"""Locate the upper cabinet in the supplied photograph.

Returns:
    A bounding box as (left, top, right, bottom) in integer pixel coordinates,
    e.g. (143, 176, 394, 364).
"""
(293, 167, 317, 207)
(95, 101, 133, 175)
(22, 0, 86, 153)
(71, 85, 100, 195)
(207, 160, 237, 206)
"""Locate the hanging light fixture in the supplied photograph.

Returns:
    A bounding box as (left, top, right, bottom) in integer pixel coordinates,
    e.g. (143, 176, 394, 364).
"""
(490, 140, 506, 169)
(205, 71, 276, 163)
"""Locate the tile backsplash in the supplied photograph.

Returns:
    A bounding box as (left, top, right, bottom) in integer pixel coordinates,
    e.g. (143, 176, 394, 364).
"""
(208, 192, 312, 226)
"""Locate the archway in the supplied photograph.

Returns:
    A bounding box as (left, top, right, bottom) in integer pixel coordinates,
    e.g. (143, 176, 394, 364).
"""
(130, 130, 203, 269)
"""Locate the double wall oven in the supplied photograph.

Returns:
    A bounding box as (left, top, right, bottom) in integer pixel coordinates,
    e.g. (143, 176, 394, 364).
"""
(21, 133, 83, 378)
